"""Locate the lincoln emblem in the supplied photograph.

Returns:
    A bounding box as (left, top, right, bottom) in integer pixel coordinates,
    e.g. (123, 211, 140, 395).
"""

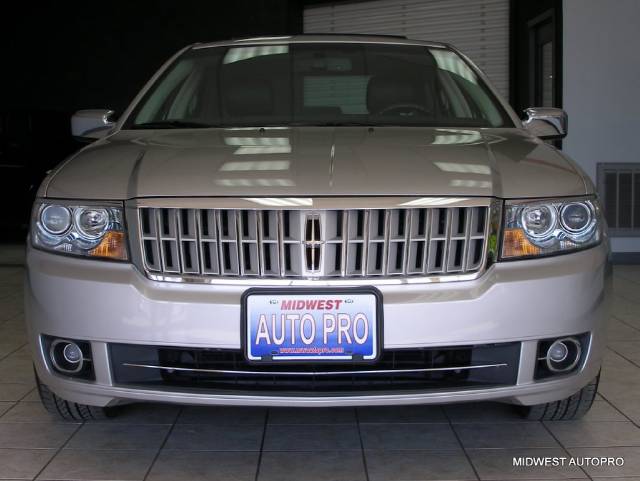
(304, 214, 322, 273)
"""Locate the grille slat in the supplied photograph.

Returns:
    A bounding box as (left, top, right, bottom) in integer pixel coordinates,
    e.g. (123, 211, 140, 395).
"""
(139, 206, 489, 279)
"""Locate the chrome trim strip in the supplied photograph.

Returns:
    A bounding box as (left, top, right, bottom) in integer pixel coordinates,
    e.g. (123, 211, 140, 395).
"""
(144, 269, 487, 286)
(127, 197, 492, 210)
(122, 362, 508, 376)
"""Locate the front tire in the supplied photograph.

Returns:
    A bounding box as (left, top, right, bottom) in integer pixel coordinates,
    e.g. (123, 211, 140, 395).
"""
(519, 373, 599, 421)
(35, 369, 114, 421)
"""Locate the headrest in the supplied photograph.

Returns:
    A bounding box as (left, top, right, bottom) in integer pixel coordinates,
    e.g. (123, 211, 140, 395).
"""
(225, 79, 273, 117)
(367, 75, 423, 114)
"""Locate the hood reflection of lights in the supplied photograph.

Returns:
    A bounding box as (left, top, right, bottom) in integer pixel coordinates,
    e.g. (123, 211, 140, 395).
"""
(220, 160, 290, 171)
(215, 179, 294, 187)
(224, 137, 290, 146)
(399, 197, 469, 207)
(234, 146, 291, 155)
(434, 162, 491, 175)
(432, 130, 482, 145)
(449, 179, 492, 188)
(243, 197, 313, 207)
(224, 137, 292, 155)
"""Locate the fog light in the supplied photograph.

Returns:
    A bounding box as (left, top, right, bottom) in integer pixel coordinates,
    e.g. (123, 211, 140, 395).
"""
(43, 335, 95, 380)
(63, 343, 83, 364)
(548, 341, 569, 363)
(546, 337, 582, 373)
(50, 339, 84, 374)
(535, 333, 589, 380)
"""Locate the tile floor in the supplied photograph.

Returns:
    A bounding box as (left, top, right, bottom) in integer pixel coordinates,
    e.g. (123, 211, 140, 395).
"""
(1, 254, 639, 480)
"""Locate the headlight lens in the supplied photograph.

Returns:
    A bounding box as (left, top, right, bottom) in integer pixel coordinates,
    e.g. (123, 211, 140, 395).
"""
(40, 205, 73, 235)
(74, 208, 110, 239)
(32, 201, 127, 260)
(560, 202, 593, 233)
(521, 205, 557, 239)
(501, 197, 601, 259)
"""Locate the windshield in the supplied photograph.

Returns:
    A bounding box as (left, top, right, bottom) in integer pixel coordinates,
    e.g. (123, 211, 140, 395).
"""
(127, 43, 512, 129)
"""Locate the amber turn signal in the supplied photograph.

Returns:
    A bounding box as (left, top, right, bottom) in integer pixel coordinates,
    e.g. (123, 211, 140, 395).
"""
(502, 228, 541, 258)
(88, 231, 128, 260)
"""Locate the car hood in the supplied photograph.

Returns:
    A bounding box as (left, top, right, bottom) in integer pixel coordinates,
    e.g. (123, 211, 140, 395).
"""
(44, 127, 588, 200)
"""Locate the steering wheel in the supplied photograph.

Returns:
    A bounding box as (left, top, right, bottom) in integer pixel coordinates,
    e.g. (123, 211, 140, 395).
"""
(377, 103, 431, 116)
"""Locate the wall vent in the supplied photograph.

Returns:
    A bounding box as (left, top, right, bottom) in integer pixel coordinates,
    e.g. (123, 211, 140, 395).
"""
(597, 163, 640, 236)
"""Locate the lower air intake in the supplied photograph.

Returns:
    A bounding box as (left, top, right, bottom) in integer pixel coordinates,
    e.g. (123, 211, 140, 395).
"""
(110, 342, 520, 395)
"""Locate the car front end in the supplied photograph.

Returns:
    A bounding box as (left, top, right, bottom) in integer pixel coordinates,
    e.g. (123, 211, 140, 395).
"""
(26, 194, 610, 409)
(25, 35, 611, 419)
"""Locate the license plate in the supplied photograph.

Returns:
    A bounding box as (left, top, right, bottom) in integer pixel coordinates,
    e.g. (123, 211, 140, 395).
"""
(243, 288, 381, 363)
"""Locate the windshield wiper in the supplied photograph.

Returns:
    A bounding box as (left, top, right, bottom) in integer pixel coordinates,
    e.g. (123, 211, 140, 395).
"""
(132, 120, 218, 129)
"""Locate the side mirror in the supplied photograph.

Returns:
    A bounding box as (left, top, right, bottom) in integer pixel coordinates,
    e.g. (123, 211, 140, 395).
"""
(71, 109, 116, 141)
(522, 107, 568, 140)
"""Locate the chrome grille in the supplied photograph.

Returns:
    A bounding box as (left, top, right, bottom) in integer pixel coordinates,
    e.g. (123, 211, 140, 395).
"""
(138, 206, 489, 279)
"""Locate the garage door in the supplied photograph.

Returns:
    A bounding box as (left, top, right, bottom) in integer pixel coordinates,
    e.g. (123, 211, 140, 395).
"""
(304, 0, 510, 98)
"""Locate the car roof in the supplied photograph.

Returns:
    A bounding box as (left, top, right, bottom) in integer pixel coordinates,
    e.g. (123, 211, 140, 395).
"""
(192, 34, 451, 50)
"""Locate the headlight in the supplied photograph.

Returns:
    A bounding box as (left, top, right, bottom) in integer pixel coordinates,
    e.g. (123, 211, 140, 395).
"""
(40, 205, 73, 235)
(501, 197, 601, 259)
(32, 200, 128, 260)
(74, 207, 110, 239)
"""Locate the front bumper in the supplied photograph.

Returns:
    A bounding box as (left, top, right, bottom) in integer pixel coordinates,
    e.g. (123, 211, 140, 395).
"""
(25, 242, 611, 407)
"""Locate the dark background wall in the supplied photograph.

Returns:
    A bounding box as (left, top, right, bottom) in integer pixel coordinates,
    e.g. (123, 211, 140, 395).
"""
(509, 0, 563, 113)
(0, 0, 303, 240)
(1, 1, 303, 115)
(0, 0, 561, 241)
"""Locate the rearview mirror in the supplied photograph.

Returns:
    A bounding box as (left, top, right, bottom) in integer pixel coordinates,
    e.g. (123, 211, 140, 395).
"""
(71, 109, 115, 141)
(523, 107, 567, 140)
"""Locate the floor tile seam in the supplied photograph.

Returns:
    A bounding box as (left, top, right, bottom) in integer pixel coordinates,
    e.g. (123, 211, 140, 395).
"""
(141, 406, 182, 481)
(354, 408, 372, 481)
(30, 420, 84, 481)
(613, 272, 640, 288)
(0, 401, 17, 421)
(606, 346, 640, 370)
(540, 420, 594, 479)
(254, 408, 269, 481)
(0, 342, 29, 363)
(444, 405, 481, 481)
(595, 393, 640, 429)
(611, 315, 640, 334)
